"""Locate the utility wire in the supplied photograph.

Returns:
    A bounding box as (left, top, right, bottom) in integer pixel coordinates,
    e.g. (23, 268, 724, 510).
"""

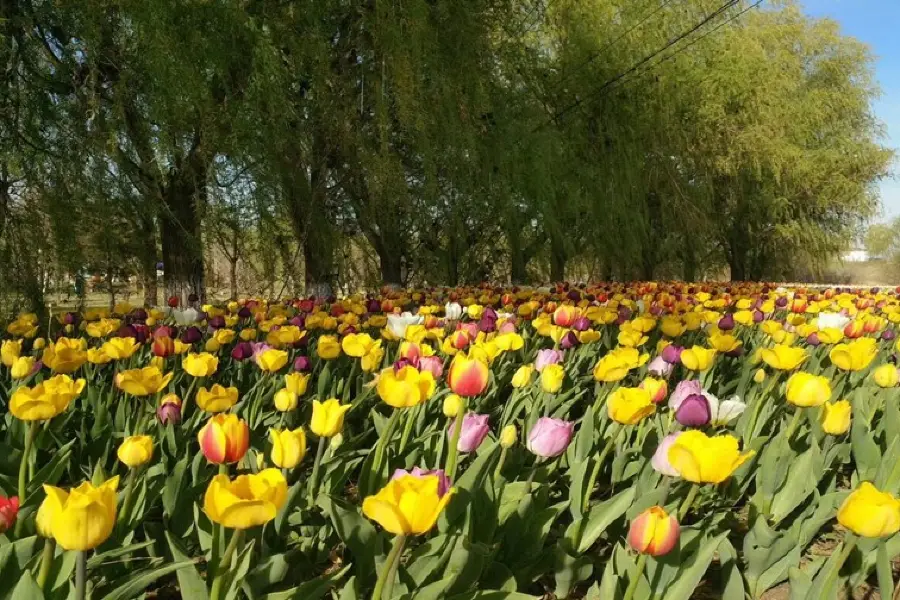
(534, 0, 743, 132)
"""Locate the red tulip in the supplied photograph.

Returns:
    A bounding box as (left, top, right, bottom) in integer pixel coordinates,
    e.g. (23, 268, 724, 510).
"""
(0, 495, 19, 534)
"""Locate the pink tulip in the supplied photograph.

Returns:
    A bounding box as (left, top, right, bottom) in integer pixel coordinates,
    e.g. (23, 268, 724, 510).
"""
(448, 413, 490, 453)
(668, 380, 703, 411)
(534, 349, 563, 372)
(651, 433, 682, 477)
(527, 417, 575, 458)
(419, 356, 444, 379)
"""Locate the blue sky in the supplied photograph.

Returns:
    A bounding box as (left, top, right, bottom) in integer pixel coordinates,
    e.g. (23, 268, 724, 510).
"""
(799, 0, 899, 220)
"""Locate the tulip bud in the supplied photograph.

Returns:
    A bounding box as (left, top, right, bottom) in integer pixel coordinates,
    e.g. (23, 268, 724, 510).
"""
(675, 393, 711, 427)
(821, 400, 851, 435)
(293, 355, 312, 372)
(10, 356, 35, 379)
(526, 417, 574, 457)
(117, 435, 154, 468)
(205, 338, 221, 353)
(661, 344, 683, 365)
(274, 388, 299, 412)
(330, 432, 344, 450)
(753, 368, 766, 384)
(873, 364, 899, 388)
(500, 424, 517, 448)
(448, 412, 490, 453)
(270, 428, 307, 469)
(718, 314, 735, 331)
(0, 495, 19, 534)
(443, 393, 462, 418)
(157, 394, 182, 425)
(33, 338, 46, 350)
(627, 506, 680, 556)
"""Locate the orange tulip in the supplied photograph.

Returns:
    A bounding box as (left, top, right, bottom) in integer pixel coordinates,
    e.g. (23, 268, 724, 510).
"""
(627, 506, 679, 556)
(447, 355, 489, 397)
(198, 414, 249, 464)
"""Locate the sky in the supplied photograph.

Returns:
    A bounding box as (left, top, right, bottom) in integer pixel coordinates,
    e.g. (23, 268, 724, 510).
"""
(799, 0, 900, 220)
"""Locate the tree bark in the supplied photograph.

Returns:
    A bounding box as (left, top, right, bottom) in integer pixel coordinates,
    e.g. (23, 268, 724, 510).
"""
(160, 150, 207, 305)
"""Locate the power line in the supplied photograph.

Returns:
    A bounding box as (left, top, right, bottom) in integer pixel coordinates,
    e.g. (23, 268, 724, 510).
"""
(534, 0, 744, 132)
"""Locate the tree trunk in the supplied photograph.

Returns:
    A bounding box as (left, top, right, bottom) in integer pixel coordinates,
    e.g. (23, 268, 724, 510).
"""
(379, 250, 403, 288)
(550, 236, 567, 283)
(229, 259, 238, 300)
(160, 159, 207, 305)
(303, 211, 334, 297)
(508, 230, 528, 284)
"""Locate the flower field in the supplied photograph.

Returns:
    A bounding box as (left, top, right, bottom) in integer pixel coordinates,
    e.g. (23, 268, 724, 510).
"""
(2, 283, 900, 600)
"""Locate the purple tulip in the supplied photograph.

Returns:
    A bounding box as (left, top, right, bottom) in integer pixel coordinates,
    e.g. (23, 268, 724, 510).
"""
(448, 413, 490, 453)
(675, 393, 711, 427)
(478, 316, 497, 333)
(567, 290, 581, 302)
(661, 344, 684, 365)
(572, 316, 591, 332)
(293, 356, 311, 372)
(231, 341, 253, 361)
(753, 310, 765, 323)
(775, 297, 788, 308)
(527, 417, 575, 458)
(419, 356, 444, 379)
(648, 355, 673, 378)
(391, 467, 451, 497)
(560, 331, 580, 350)
(238, 307, 252, 319)
(208, 316, 226, 329)
(534, 349, 564, 372)
(130, 308, 148, 322)
(668, 380, 703, 411)
(806, 332, 821, 347)
(62, 312, 79, 326)
(366, 298, 381, 314)
(498, 319, 518, 334)
(651, 432, 682, 477)
(482, 307, 498, 322)
(157, 401, 182, 425)
(117, 324, 138, 340)
(718, 314, 735, 331)
(883, 329, 896, 342)
(393, 357, 417, 372)
(180, 326, 202, 344)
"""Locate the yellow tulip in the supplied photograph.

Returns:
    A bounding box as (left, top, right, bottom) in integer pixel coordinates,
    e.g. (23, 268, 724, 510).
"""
(310, 398, 351, 437)
(759, 344, 807, 371)
(270, 428, 307, 468)
(785, 372, 831, 407)
(274, 388, 298, 411)
(361, 343, 385, 372)
(204, 469, 288, 529)
(593, 347, 649, 382)
(240, 328, 257, 341)
(511, 365, 534, 388)
(10, 356, 35, 379)
(102, 337, 141, 360)
(196, 384, 239, 413)
(377, 366, 435, 408)
(821, 400, 851, 435)
(667, 430, 754, 484)
(1, 339, 22, 366)
(117, 435, 154, 468)
(84, 318, 120, 338)
(873, 364, 899, 388)
(753, 368, 766, 384)
(341, 333, 377, 358)
(116, 366, 173, 396)
(257, 349, 289, 372)
(214, 328, 236, 345)
(443, 393, 462, 418)
(316, 335, 342, 360)
(830, 337, 877, 371)
(173, 339, 192, 354)
(540, 363, 566, 393)
(87, 347, 113, 364)
(680, 346, 716, 371)
(362, 474, 455, 535)
(183, 352, 219, 377)
(38, 476, 119, 550)
(607, 387, 656, 425)
(708, 333, 741, 353)
(284, 372, 310, 396)
(10, 375, 86, 421)
(42, 337, 87, 373)
(837, 482, 900, 538)
(500, 424, 517, 448)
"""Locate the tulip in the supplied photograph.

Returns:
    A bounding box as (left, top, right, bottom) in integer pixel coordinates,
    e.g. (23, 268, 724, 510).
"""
(38, 476, 119, 550)
(116, 366, 173, 396)
(628, 506, 680, 556)
(274, 388, 298, 411)
(821, 399, 851, 435)
(10, 375, 86, 421)
(540, 363, 566, 393)
(447, 355, 490, 397)
(257, 348, 289, 372)
(390, 467, 451, 498)
(668, 380, 703, 411)
(42, 337, 87, 373)
(157, 394, 182, 425)
(10, 356, 35, 380)
(675, 393, 711, 427)
(362, 474, 455, 535)
(205, 469, 288, 529)
(1, 339, 21, 366)
(534, 348, 564, 372)
(117, 435, 154, 468)
(293, 355, 312, 371)
(640, 377, 668, 403)
(837, 482, 900, 538)
(785, 372, 831, 407)
(377, 365, 436, 408)
(196, 384, 239, 413)
(526, 417, 574, 457)
(443, 393, 462, 418)
(418, 356, 443, 379)
(512, 365, 535, 388)
(445, 302, 463, 320)
(647, 355, 673, 377)
(830, 337, 878, 371)
(230, 341, 253, 361)
(661, 344, 683, 364)
(753, 368, 766, 384)
(608, 387, 656, 425)
(198, 414, 250, 464)
(667, 430, 754, 484)
(680, 346, 716, 371)
(553, 305, 579, 327)
(310, 398, 351, 438)
(873, 364, 899, 388)
(448, 412, 490, 453)
(651, 433, 682, 477)
(270, 428, 307, 468)
(500, 424, 518, 449)
(102, 337, 140, 360)
(0, 495, 18, 534)
(183, 352, 219, 377)
(759, 344, 807, 371)
(707, 393, 746, 426)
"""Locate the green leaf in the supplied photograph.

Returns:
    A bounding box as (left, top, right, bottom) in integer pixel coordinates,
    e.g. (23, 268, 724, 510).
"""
(259, 564, 351, 600)
(224, 539, 256, 600)
(101, 560, 197, 600)
(318, 495, 379, 579)
(165, 531, 209, 600)
(447, 591, 539, 600)
(851, 414, 880, 481)
(566, 487, 635, 553)
(877, 543, 893, 599)
(553, 545, 592, 599)
(770, 442, 823, 524)
(162, 455, 189, 517)
(661, 531, 728, 600)
(7, 571, 43, 600)
(87, 541, 155, 569)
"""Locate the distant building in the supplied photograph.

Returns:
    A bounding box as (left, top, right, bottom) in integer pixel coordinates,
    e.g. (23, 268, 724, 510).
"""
(842, 248, 870, 262)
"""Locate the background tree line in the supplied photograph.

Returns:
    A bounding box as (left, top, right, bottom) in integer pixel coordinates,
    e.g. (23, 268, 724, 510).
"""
(0, 0, 892, 312)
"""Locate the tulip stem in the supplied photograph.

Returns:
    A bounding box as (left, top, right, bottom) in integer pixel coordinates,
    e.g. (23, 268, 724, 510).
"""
(398, 406, 417, 455)
(118, 468, 139, 529)
(368, 408, 403, 495)
(821, 535, 856, 599)
(372, 534, 407, 600)
(445, 397, 469, 481)
(622, 552, 648, 600)
(582, 423, 623, 513)
(307, 436, 327, 504)
(678, 484, 700, 521)
(784, 406, 803, 444)
(35, 538, 56, 591)
(494, 447, 508, 480)
(210, 529, 244, 600)
(75, 551, 86, 600)
(14, 421, 38, 537)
